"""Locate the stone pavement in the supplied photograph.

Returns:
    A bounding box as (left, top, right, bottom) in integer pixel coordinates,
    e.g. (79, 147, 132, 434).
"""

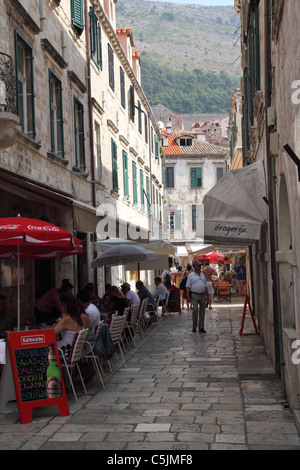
(1, 295, 300, 451)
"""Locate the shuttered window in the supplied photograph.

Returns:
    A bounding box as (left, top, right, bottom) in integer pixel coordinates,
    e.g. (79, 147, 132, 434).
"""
(15, 31, 35, 139)
(146, 176, 151, 214)
(89, 5, 102, 69)
(123, 150, 129, 199)
(165, 167, 174, 188)
(108, 44, 114, 91)
(190, 167, 203, 188)
(111, 138, 118, 192)
(132, 161, 138, 205)
(49, 69, 64, 158)
(71, 0, 84, 36)
(140, 169, 144, 210)
(120, 67, 125, 108)
(74, 97, 85, 170)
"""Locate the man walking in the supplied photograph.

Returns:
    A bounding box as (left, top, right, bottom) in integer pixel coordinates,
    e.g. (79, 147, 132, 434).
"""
(186, 261, 208, 333)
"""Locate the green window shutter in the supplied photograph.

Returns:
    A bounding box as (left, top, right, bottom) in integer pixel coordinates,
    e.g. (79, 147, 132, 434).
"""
(155, 135, 159, 159)
(71, 0, 84, 35)
(146, 177, 151, 214)
(140, 169, 144, 209)
(190, 167, 202, 188)
(123, 150, 129, 199)
(111, 138, 118, 192)
(132, 161, 138, 204)
(165, 167, 174, 188)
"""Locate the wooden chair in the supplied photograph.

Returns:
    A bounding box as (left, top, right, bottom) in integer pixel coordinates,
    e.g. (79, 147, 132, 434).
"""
(58, 328, 89, 402)
(215, 281, 231, 303)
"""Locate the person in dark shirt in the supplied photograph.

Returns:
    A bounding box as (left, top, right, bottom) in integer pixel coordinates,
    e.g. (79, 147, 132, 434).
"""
(136, 281, 157, 310)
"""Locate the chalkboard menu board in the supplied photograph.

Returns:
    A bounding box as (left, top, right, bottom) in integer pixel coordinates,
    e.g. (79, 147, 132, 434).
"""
(167, 286, 181, 313)
(14, 345, 49, 402)
(7, 330, 69, 424)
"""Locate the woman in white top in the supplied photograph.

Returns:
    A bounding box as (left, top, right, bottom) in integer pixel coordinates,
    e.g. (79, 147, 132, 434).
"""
(54, 294, 92, 360)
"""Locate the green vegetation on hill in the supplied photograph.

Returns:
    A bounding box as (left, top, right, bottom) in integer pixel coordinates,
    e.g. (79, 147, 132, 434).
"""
(141, 55, 240, 114)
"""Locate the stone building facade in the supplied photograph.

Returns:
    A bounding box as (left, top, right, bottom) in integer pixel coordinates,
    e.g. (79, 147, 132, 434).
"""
(0, 0, 163, 325)
(161, 128, 228, 261)
(228, 0, 300, 426)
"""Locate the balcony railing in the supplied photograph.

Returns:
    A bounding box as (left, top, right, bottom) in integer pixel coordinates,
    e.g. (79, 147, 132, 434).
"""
(0, 52, 17, 114)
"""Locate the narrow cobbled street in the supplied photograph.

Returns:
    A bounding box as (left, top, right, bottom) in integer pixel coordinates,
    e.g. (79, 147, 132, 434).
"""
(1, 297, 300, 451)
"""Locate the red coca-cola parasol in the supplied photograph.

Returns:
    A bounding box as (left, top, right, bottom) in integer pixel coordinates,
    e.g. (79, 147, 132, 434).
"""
(193, 251, 232, 265)
(0, 215, 83, 330)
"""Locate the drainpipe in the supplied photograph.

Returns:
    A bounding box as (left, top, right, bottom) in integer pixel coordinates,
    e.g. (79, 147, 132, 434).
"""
(264, 0, 284, 382)
(84, 0, 98, 288)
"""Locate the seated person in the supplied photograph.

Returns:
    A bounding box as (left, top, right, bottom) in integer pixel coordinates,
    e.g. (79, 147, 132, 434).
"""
(77, 289, 100, 335)
(120, 282, 140, 307)
(35, 279, 73, 324)
(84, 283, 102, 307)
(101, 286, 128, 321)
(153, 276, 168, 304)
(53, 294, 92, 360)
(136, 280, 157, 314)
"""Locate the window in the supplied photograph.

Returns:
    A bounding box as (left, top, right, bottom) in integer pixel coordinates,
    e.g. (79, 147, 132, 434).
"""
(71, 0, 84, 36)
(155, 135, 159, 159)
(167, 210, 181, 230)
(108, 44, 114, 91)
(123, 150, 129, 199)
(49, 70, 64, 158)
(111, 138, 118, 192)
(179, 138, 193, 146)
(120, 67, 125, 108)
(74, 97, 85, 170)
(190, 167, 203, 188)
(165, 167, 174, 188)
(144, 114, 148, 143)
(216, 167, 224, 182)
(138, 101, 142, 134)
(146, 177, 151, 214)
(15, 31, 35, 139)
(132, 161, 138, 204)
(192, 205, 202, 231)
(140, 169, 144, 210)
(94, 121, 102, 180)
(129, 86, 135, 122)
(90, 5, 102, 69)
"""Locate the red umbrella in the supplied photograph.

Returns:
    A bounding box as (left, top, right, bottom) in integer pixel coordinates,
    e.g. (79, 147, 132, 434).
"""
(0, 215, 83, 330)
(193, 251, 231, 265)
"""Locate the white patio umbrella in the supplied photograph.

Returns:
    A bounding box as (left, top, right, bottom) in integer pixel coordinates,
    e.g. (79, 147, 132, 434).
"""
(91, 244, 158, 277)
(94, 237, 176, 255)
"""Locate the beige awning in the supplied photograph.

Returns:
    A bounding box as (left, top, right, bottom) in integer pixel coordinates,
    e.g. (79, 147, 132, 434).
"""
(203, 160, 268, 245)
(72, 200, 101, 233)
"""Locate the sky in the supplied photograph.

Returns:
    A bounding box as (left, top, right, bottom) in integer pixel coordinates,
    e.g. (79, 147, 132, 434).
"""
(150, 0, 234, 5)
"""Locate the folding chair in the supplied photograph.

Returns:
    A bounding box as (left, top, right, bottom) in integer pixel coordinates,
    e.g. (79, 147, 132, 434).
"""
(147, 295, 161, 322)
(137, 298, 149, 334)
(124, 303, 141, 347)
(58, 328, 89, 402)
(163, 290, 170, 314)
(109, 313, 127, 368)
(81, 321, 106, 390)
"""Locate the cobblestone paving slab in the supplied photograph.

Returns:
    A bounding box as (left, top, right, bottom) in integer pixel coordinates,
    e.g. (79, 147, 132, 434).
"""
(0, 297, 300, 451)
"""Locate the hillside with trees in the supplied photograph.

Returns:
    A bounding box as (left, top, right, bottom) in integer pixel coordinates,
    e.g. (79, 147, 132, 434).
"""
(116, 0, 241, 114)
